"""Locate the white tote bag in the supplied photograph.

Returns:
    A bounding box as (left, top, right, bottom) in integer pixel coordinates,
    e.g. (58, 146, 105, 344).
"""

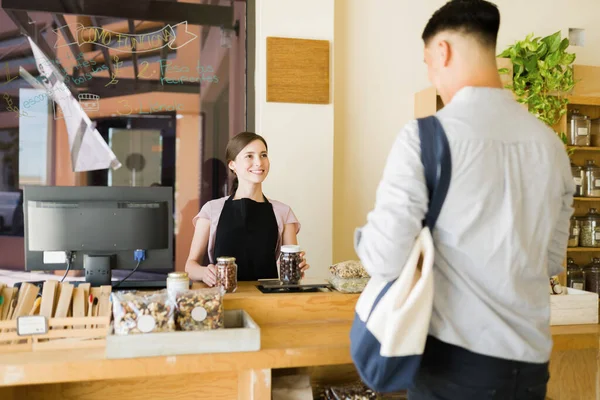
(350, 115, 452, 393)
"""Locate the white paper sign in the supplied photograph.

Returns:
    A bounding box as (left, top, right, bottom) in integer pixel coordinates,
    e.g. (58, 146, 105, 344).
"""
(17, 316, 48, 336)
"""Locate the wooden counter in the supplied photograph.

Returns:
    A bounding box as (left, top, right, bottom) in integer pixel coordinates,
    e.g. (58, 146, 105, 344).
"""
(0, 282, 597, 399)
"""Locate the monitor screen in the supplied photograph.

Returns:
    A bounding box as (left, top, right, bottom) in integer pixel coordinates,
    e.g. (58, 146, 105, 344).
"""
(23, 186, 173, 274)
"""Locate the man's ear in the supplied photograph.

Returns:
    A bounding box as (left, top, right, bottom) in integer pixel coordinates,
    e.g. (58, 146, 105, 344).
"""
(438, 40, 451, 67)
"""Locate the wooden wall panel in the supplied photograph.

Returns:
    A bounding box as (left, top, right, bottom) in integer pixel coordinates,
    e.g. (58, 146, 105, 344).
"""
(266, 37, 330, 104)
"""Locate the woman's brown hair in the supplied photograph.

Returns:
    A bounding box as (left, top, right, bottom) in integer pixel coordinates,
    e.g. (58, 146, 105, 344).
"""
(226, 131, 269, 195)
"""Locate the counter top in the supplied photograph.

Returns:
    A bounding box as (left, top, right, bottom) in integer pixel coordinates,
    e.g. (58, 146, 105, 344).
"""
(0, 281, 597, 389)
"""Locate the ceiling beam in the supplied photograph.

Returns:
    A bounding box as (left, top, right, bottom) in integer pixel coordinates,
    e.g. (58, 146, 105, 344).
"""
(89, 16, 114, 78)
(3, 9, 78, 98)
(52, 14, 87, 70)
(127, 20, 139, 80)
(2, 0, 234, 27)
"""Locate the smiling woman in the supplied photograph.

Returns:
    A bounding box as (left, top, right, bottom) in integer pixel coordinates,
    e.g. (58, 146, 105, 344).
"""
(185, 132, 310, 286)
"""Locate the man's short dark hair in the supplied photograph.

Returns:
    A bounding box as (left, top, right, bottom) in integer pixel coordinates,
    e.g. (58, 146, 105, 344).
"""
(422, 0, 500, 48)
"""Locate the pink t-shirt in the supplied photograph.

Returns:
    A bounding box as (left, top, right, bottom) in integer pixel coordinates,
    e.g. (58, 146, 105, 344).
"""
(192, 196, 301, 264)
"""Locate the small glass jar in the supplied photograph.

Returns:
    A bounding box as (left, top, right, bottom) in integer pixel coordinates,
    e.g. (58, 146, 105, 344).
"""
(279, 245, 302, 285)
(566, 258, 585, 290)
(583, 160, 600, 197)
(580, 208, 600, 247)
(568, 216, 580, 247)
(571, 163, 583, 197)
(583, 257, 600, 295)
(568, 110, 591, 146)
(167, 272, 190, 296)
(216, 256, 237, 293)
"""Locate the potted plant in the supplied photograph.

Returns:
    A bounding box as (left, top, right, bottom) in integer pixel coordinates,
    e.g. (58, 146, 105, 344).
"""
(498, 31, 577, 146)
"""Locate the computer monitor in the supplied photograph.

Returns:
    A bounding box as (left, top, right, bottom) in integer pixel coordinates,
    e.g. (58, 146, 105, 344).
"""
(23, 185, 173, 286)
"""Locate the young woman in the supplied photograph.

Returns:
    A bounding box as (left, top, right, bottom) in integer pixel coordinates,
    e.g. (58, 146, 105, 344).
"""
(186, 131, 309, 286)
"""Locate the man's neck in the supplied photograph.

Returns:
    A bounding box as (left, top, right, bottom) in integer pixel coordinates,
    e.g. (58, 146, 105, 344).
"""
(441, 67, 504, 104)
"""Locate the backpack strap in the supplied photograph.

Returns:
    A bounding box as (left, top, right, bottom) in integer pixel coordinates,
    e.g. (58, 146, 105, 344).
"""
(418, 116, 452, 230)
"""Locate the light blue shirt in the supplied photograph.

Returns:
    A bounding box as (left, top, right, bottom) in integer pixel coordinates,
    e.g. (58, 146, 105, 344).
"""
(354, 86, 574, 363)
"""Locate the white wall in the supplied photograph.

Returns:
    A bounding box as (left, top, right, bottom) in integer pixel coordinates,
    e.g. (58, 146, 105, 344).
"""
(333, 0, 600, 262)
(255, 0, 335, 278)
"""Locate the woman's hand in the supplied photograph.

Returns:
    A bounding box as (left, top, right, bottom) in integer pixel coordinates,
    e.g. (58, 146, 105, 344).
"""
(299, 251, 310, 277)
(201, 264, 217, 286)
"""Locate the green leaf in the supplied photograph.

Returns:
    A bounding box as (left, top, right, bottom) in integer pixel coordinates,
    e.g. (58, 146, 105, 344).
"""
(498, 68, 510, 75)
(542, 31, 562, 53)
(559, 38, 570, 51)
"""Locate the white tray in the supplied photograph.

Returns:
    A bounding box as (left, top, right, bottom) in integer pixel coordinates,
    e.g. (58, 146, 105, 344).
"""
(106, 309, 260, 359)
(550, 288, 599, 326)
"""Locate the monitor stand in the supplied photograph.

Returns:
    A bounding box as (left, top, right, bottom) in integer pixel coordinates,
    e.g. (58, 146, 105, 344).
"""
(84, 254, 113, 287)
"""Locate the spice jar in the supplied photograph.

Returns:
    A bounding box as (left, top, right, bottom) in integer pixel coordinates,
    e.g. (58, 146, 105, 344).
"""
(167, 272, 190, 296)
(568, 109, 591, 146)
(568, 216, 580, 247)
(571, 163, 583, 197)
(583, 160, 600, 197)
(566, 258, 585, 290)
(580, 208, 600, 247)
(216, 256, 237, 293)
(583, 257, 600, 295)
(279, 245, 302, 285)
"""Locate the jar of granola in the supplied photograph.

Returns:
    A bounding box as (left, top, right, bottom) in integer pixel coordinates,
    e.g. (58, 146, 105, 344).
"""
(216, 256, 237, 293)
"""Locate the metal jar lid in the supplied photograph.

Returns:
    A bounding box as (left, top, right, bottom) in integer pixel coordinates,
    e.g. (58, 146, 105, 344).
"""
(168, 272, 189, 280)
(217, 256, 236, 263)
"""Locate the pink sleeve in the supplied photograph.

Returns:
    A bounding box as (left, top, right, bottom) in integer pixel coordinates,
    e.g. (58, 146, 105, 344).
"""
(192, 201, 212, 227)
(285, 206, 301, 234)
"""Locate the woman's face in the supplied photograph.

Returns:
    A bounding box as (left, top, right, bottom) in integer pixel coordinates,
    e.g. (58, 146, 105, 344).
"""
(230, 139, 270, 185)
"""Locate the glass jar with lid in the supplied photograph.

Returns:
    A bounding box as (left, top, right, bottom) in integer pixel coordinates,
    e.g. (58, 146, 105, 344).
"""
(566, 258, 585, 290)
(583, 257, 600, 295)
(216, 256, 237, 293)
(568, 216, 580, 247)
(583, 160, 600, 197)
(279, 245, 302, 285)
(167, 272, 190, 296)
(579, 208, 600, 247)
(568, 109, 591, 146)
(571, 163, 583, 197)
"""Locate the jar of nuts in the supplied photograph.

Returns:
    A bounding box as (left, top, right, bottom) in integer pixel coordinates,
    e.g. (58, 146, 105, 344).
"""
(584, 257, 600, 295)
(279, 245, 302, 285)
(216, 256, 237, 293)
(580, 208, 600, 247)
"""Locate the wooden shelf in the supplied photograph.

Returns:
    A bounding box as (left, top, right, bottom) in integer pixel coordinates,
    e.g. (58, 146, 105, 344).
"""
(567, 95, 600, 106)
(567, 247, 600, 252)
(568, 146, 600, 151)
(574, 197, 600, 202)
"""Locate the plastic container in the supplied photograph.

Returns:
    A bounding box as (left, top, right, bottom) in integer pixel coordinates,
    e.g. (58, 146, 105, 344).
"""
(329, 275, 369, 293)
(568, 216, 580, 247)
(566, 258, 585, 290)
(583, 160, 600, 197)
(579, 208, 600, 247)
(279, 245, 302, 284)
(216, 256, 237, 293)
(584, 258, 600, 295)
(572, 163, 583, 197)
(568, 110, 591, 146)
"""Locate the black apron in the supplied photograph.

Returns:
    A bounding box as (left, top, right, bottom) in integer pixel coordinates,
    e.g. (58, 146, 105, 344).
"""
(213, 195, 279, 281)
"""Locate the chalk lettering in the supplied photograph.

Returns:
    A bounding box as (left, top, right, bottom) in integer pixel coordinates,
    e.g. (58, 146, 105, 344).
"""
(1, 63, 18, 86)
